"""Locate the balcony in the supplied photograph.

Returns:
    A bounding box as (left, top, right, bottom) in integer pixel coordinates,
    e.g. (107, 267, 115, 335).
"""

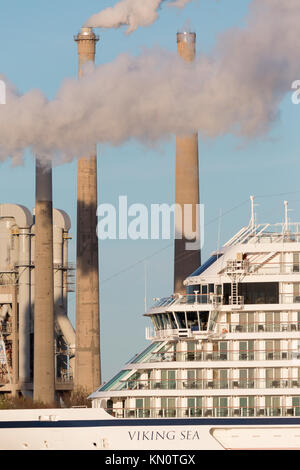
(216, 320, 300, 334)
(144, 348, 300, 363)
(116, 378, 300, 392)
(105, 404, 300, 419)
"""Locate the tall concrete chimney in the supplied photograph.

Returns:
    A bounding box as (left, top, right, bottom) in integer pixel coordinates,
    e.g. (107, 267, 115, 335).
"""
(33, 159, 55, 403)
(174, 32, 201, 294)
(74, 27, 101, 394)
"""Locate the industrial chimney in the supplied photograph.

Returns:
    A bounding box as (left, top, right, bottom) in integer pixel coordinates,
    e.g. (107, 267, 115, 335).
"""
(74, 27, 101, 394)
(174, 32, 201, 294)
(33, 159, 55, 404)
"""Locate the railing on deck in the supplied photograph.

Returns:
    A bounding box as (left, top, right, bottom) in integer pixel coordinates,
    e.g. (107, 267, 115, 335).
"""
(216, 320, 300, 334)
(117, 378, 300, 391)
(106, 405, 300, 419)
(144, 348, 300, 363)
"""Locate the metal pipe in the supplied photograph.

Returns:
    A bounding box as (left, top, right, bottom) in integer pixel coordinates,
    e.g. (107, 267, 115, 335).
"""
(18, 227, 31, 384)
(0, 204, 33, 387)
(53, 209, 75, 376)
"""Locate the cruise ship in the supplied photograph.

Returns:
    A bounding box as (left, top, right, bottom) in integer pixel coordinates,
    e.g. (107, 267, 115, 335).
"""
(1, 202, 300, 450)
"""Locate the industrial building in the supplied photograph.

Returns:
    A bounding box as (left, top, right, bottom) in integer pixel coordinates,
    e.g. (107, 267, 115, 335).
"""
(0, 27, 200, 403)
(0, 203, 75, 398)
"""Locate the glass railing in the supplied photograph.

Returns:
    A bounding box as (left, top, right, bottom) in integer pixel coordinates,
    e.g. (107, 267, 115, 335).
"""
(147, 321, 300, 341)
(149, 294, 223, 310)
(105, 405, 300, 419)
(248, 262, 300, 275)
(217, 321, 300, 334)
(151, 296, 177, 308)
(117, 378, 300, 391)
(175, 294, 223, 305)
(146, 349, 300, 363)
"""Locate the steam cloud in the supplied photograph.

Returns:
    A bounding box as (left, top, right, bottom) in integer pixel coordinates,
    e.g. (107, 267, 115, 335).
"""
(84, 0, 194, 33)
(0, 0, 299, 165)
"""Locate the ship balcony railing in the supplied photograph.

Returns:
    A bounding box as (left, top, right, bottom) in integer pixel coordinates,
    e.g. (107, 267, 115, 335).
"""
(151, 296, 178, 309)
(150, 294, 223, 310)
(146, 328, 181, 340)
(146, 348, 300, 363)
(105, 405, 300, 419)
(217, 321, 300, 334)
(146, 325, 211, 340)
(117, 378, 300, 392)
(247, 262, 300, 275)
(175, 294, 223, 306)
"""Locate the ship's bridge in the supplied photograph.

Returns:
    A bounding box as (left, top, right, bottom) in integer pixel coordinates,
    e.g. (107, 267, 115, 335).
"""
(145, 218, 300, 341)
(144, 293, 221, 340)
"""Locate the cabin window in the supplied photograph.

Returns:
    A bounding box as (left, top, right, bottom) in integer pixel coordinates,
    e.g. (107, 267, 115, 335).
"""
(161, 370, 176, 390)
(213, 369, 228, 389)
(135, 397, 150, 418)
(294, 283, 300, 303)
(265, 368, 281, 388)
(213, 397, 228, 417)
(187, 397, 202, 416)
(239, 396, 254, 416)
(265, 396, 281, 416)
(239, 341, 254, 360)
(265, 312, 280, 332)
(238, 312, 255, 332)
(186, 369, 203, 389)
(186, 285, 200, 302)
(216, 284, 222, 296)
(239, 368, 255, 388)
(265, 339, 281, 360)
(201, 284, 208, 303)
(293, 254, 300, 273)
(292, 397, 300, 416)
(161, 397, 176, 417)
(219, 341, 228, 360)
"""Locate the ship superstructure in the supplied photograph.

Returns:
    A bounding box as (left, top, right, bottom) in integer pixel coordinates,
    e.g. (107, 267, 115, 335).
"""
(91, 203, 300, 422)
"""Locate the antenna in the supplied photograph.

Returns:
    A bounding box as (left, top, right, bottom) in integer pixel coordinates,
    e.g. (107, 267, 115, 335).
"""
(249, 195, 255, 228)
(217, 208, 222, 256)
(283, 200, 292, 234)
(284, 200, 288, 233)
(144, 261, 147, 312)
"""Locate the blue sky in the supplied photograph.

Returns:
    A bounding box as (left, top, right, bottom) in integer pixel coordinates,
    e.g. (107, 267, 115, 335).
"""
(1, 0, 300, 381)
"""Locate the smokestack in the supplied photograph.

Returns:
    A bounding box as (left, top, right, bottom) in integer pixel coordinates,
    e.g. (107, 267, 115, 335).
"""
(174, 32, 200, 294)
(74, 27, 101, 393)
(33, 159, 55, 403)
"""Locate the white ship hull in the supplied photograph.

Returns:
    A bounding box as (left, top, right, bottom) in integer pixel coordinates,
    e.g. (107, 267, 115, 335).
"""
(1, 408, 300, 450)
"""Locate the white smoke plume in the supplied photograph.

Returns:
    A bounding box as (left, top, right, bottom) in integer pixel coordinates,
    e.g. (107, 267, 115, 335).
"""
(84, 0, 194, 33)
(0, 0, 299, 165)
